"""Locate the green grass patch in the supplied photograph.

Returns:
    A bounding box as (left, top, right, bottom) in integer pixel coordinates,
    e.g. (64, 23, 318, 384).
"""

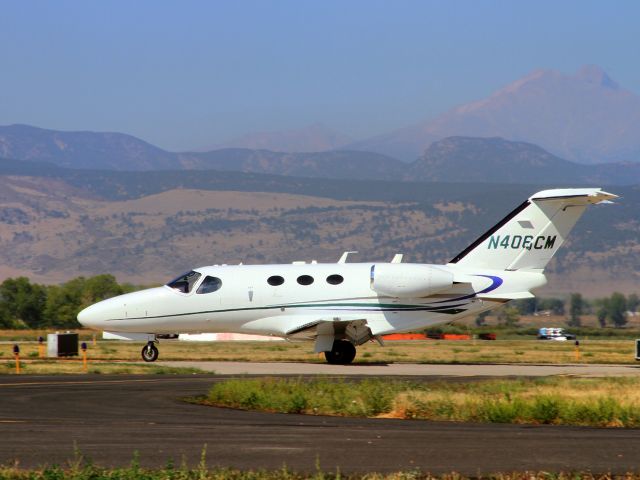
(203, 377, 396, 416)
(200, 377, 640, 427)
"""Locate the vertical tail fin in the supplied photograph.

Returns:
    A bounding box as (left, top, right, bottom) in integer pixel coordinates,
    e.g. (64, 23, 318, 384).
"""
(448, 188, 617, 271)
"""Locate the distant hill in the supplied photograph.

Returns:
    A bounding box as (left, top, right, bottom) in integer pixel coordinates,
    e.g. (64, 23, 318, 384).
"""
(0, 124, 177, 170)
(0, 163, 636, 296)
(4, 124, 640, 185)
(178, 148, 403, 180)
(0, 157, 488, 202)
(0, 124, 400, 180)
(410, 137, 582, 183)
(8, 65, 640, 170)
(349, 65, 640, 163)
(201, 123, 354, 153)
(408, 136, 640, 185)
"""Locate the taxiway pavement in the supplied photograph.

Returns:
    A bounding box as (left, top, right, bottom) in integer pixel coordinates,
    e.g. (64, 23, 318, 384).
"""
(0, 373, 639, 474)
(160, 360, 640, 377)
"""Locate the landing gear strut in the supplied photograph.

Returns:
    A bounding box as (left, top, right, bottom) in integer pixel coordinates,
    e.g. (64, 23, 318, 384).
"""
(324, 340, 356, 365)
(141, 342, 159, 362)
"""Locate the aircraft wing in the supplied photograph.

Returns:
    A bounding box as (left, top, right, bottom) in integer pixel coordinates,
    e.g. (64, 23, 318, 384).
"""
(285, 316, 366, 338)
(243, 314, 373, 352)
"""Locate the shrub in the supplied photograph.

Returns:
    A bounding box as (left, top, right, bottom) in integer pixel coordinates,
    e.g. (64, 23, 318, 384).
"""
(530, 396, 563, 424)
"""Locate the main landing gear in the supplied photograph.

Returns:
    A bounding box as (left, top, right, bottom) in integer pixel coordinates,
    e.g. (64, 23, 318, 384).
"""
(324, 340, 356, 365)
(141, 341, 159, 362)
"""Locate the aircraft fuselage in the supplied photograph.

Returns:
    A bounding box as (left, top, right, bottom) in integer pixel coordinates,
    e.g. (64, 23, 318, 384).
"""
(78, 262, 544, 338)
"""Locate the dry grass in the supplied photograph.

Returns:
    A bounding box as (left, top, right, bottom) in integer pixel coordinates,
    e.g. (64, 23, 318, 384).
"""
(0, 358, 203, 375)
(1, 326, 638, 366)
(389, 376, 640, 426)
(1, 338, 635, 365)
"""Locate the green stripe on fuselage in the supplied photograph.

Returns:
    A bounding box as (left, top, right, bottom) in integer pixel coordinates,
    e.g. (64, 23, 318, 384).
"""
(105, 300, 467, 322)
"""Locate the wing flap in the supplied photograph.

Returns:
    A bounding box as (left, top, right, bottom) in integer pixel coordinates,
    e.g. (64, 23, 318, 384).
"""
(242, 314, 373, 352)
(281, 316, 373, 351)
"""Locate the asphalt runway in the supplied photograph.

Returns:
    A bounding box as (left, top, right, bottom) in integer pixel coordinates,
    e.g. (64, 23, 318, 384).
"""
(161, 360, 640, 377)
(1, 374, 640, 474)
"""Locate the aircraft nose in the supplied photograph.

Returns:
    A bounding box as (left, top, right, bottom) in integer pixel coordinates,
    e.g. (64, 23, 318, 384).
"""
(77, 302, 107, 329)
(77, 296, 125, 330)
(77, 287, 169, 330)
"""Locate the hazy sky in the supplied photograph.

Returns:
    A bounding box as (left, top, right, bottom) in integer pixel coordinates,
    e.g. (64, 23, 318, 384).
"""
(1, 0, 638, 150)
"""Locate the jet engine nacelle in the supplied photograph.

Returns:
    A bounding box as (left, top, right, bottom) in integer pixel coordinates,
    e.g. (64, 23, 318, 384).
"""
(370, 264, 454, 298)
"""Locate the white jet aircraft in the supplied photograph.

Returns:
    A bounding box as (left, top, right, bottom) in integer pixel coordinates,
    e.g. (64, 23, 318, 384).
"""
(78, 188, 616, 364)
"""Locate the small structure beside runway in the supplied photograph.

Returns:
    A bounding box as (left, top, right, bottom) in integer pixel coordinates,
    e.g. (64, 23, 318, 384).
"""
(47, 332, 79, 357)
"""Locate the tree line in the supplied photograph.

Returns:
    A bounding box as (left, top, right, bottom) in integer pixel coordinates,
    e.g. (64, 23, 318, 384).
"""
(0, 275, 141, 329)
(477, 292, 639, 328)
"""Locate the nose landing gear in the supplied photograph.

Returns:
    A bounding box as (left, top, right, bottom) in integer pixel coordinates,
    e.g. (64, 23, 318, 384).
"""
(141, 342, 159, 362)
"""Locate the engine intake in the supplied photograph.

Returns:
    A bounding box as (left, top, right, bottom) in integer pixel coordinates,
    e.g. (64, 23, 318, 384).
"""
(370, 264, 454, 298)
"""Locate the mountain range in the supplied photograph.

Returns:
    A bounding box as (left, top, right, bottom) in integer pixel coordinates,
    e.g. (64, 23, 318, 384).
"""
(0, 122, 636, 295)
(5, 66, 640, 171)
(0, 163, 636, 295)
(409, 136, 640, 185)
(2, 123, 640, 185)
(199, 66, 640, 164)
(0, 124, 178, 170)
(201, 123, 353, 153)
(347, 65, 640, 163)
(1, 64, 639, 294)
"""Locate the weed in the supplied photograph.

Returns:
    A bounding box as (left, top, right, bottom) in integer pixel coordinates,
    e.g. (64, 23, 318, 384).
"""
(3, 447, 640, 479)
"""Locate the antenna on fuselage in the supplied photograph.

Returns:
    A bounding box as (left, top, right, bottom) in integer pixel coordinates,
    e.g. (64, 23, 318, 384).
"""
(337, 251, 358, 264)
(391, 253, 404, 263)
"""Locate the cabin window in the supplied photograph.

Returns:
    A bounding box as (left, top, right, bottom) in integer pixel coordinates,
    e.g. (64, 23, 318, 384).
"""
(326, 274, 344, 285)
(297, 275, 314, 286)
(197, 276, 223, 294)
(167, 270, 202, 294)
(267, 275, 285, 286)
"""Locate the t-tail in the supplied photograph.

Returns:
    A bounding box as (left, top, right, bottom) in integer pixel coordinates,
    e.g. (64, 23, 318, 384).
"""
(448, 188, 618, 272)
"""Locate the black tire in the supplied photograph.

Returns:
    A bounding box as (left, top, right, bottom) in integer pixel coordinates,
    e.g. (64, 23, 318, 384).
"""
(324, 340, 356, 364)
(141, 343, 159, 362)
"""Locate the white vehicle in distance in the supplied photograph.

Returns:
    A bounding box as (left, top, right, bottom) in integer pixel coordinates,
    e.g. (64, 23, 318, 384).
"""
(78, 188, 616, 364)
(537, 327, 576, 341)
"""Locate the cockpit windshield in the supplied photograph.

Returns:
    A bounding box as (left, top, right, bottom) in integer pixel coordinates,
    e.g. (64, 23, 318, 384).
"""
(166, 270, 202, 294)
